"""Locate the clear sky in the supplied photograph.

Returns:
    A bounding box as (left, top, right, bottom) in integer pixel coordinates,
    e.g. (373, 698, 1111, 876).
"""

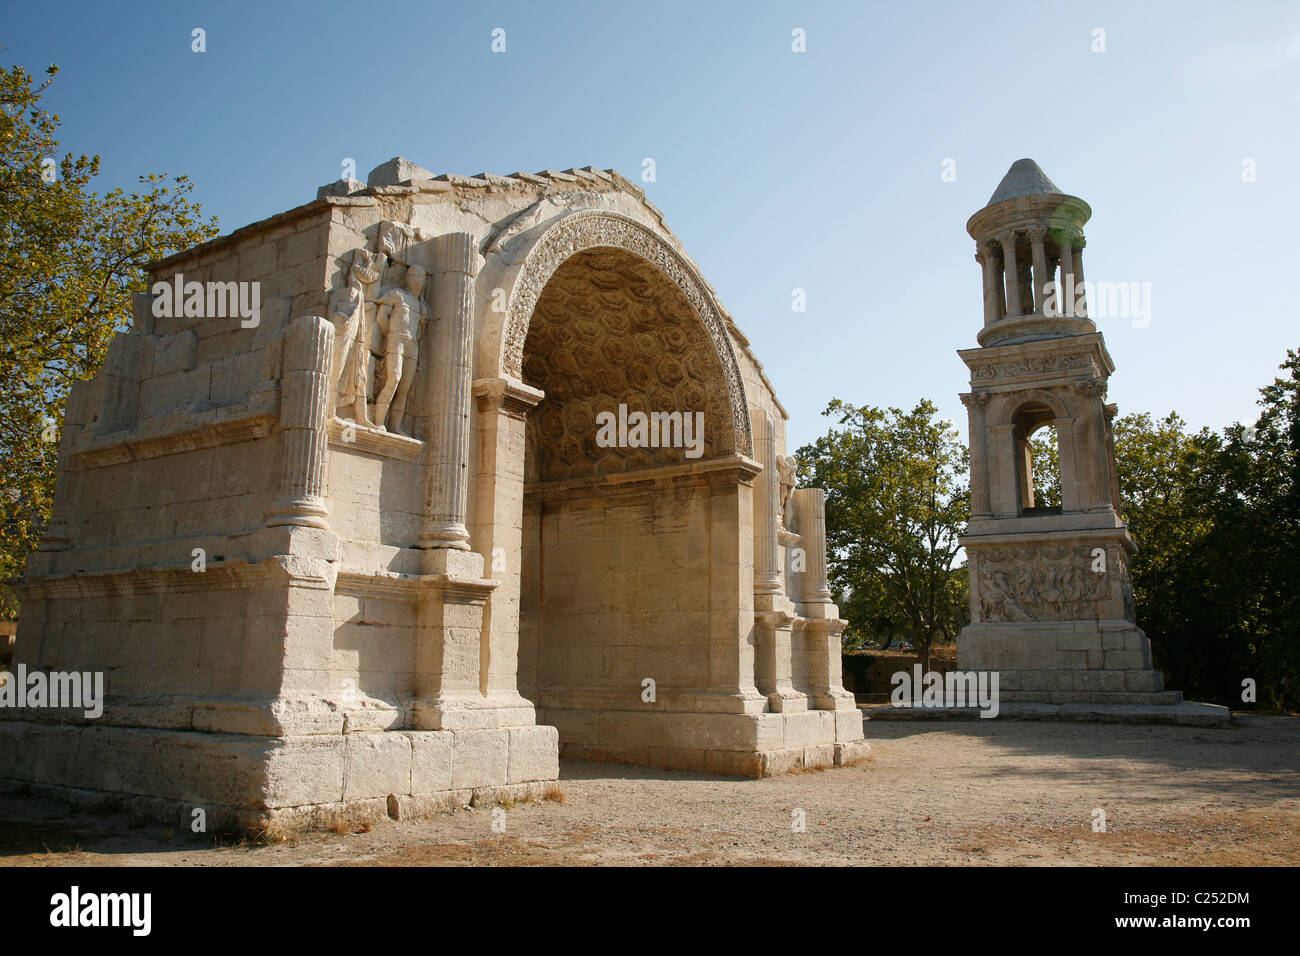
(4, 0, 1297, 451)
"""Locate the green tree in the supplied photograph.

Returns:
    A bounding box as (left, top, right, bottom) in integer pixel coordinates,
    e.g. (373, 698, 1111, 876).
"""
(1029, 425, 1060, 509)
(796, 399, 969, 663)
(1111, 353, 1300, 709)
(0, 60, 218, 616)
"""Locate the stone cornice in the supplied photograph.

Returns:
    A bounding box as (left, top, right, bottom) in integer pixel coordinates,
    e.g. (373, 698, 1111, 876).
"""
(335, 569, 497, 605)
(958, 333, 1115, 386)
(72, 410, 278, 470)
(327, 418, 424, 461)
(523, 453, 762, 505)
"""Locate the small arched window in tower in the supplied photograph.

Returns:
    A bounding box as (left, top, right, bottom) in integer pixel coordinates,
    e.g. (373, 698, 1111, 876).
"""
(1011, 403, 1062, 515)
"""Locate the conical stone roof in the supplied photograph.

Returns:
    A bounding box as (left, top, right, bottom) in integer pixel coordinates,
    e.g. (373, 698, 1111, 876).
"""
(986, 158, 1062, 206)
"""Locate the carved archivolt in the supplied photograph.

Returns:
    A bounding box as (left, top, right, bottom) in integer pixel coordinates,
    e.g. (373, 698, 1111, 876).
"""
(976, 546, 1113, 623)
(502, 212, 753, 457)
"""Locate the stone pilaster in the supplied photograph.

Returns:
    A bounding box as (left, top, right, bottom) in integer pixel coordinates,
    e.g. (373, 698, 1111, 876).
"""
(960, 391, 993, 519)
(1076, 378, 1114, 513)
(420, 232, 479, 551)
(470, 375, 545, 726)
(267, 314, 333, 529)
(411, 547, 499, 730)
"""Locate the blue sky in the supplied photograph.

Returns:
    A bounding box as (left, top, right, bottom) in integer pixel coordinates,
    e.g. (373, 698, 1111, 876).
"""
(4, 0, 1298, 451)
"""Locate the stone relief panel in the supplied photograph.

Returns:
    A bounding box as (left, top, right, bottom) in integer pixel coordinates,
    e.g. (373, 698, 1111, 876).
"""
(975, 545, 1115, 623)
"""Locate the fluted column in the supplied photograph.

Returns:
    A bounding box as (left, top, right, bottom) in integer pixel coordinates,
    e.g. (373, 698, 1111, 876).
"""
(267, 314, 333, 529)
(1000, 233, 1022, 316)
(794, 488, 832, 603)
(1029, 228, 1050, 314)
(754, 410, 782, 595)
(794, 487, 854, 712)
(420, 232, 478, 550)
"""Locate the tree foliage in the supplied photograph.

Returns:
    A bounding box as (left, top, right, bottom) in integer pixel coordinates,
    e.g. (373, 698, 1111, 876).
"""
(796, 399, 969, 660)
(1117, 354, 1300, 709)
(0, 60, 218, 616)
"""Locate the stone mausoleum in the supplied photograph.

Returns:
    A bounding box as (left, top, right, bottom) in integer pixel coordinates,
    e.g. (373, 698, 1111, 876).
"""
(955, 159, 1226, 724)
(3, 157, 867, 829)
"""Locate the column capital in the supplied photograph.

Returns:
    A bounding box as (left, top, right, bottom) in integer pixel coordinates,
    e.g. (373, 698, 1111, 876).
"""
(959, 390, 992, 408)
(473, 376, 544, 419)
(1073, 378, 1107, 399)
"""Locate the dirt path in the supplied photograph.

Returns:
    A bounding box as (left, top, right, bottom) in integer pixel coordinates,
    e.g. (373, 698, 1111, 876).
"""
(2, 715, 1296, 866)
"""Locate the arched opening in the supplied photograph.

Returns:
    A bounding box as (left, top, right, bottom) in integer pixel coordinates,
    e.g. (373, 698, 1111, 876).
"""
(1011, 403, 1062, 515)
(515, 248, 736, 758)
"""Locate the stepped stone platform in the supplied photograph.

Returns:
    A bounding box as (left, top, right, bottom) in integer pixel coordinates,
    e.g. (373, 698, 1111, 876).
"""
(863, 701, 1232, 727)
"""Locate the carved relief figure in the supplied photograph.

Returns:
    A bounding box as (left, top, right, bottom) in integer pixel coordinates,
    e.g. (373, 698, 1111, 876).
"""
(328, 249, 382, 425)
(372, 264, 427, 435)
(776, 454, 798, 532)
(977, 547, 1110, 623)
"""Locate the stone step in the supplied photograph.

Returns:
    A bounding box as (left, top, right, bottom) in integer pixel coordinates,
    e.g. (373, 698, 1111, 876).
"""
(1000, 690, 1183, 705)
(863, 700, 1231, 727)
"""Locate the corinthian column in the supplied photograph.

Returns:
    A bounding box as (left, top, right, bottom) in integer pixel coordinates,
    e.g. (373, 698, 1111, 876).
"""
(1000, 233, 1022, 316)
(1073, 237, 1088, 319)
(1029, 228, 1050, 314)
(1057, 234, 1074, 315)
(977, 245, 1001, 326)
(267, 314, 333, 529)
(420, 232, 479, 550)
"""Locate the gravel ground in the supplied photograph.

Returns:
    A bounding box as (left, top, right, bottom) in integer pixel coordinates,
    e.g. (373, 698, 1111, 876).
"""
(2, 714, 1296, 866)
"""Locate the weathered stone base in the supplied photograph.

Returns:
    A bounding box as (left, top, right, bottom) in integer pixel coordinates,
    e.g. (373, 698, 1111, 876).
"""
(541, 706, 868, 776)
(864, 701, 1231, 727)
(0, 720, 559, 834)
(957, 621, 1184, 704)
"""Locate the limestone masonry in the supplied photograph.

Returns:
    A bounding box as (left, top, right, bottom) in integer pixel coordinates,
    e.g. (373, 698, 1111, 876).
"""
(3, 158, 867, 829)
(955, 159, 1227, 725)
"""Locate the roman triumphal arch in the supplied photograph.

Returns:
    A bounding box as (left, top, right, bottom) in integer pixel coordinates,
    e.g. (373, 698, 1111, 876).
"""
(3, 158, 866, 831)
